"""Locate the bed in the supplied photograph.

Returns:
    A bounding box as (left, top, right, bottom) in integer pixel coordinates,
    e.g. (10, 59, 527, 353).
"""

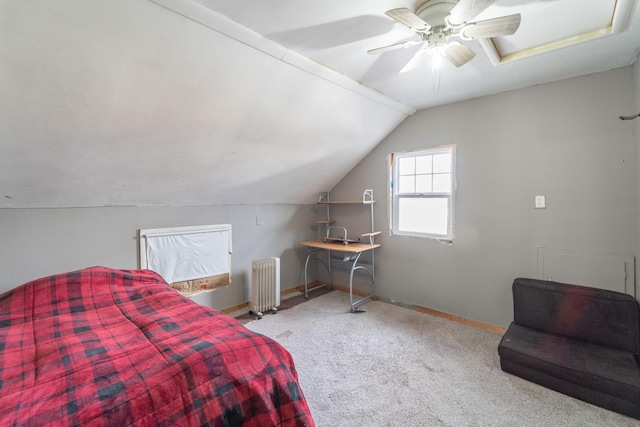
(0, 266, 314, 426)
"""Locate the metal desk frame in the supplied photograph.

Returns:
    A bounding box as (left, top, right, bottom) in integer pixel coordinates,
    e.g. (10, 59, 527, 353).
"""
(301, 240, 381, 312)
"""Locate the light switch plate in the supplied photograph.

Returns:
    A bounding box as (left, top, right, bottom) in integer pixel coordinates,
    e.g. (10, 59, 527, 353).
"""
(535, 195, 546, 209)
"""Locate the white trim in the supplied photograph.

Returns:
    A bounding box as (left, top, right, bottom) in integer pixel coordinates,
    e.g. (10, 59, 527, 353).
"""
(479, 0, 634, 65)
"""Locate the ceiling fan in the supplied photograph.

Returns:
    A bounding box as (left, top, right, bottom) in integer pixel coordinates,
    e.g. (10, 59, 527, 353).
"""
(368, 0, 521, 94)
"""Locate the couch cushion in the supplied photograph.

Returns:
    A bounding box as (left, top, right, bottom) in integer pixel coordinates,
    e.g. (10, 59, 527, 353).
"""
(499, 323, 640, 403)
(512, 278, 640, 353)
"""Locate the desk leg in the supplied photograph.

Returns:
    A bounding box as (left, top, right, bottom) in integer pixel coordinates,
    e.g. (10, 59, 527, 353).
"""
(327, 249, 333, 291)
(304, 248, 330, 299)
(349, 252, 362, 311)
(304, 250, 312, 298)
(349, 253, 376, 313)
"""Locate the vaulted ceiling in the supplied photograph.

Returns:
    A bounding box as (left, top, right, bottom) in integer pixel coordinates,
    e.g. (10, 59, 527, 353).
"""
(1, 0, 639, 208)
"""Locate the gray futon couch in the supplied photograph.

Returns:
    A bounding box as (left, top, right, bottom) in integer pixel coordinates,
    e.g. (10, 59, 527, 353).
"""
(498, 278, 640, 418)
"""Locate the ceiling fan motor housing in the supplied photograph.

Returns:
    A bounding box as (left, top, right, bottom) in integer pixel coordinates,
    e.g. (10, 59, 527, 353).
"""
(417, 0, 458, 49)
(416, 0, 458, 28)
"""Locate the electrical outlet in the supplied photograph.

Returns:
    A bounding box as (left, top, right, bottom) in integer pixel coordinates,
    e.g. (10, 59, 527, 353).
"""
(535, 195, 546, 209)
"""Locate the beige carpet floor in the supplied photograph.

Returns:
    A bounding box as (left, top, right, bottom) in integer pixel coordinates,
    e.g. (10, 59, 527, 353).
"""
(245, 291, 639, 427)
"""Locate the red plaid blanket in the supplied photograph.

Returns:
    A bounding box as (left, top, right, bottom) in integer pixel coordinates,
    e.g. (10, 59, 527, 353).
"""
(0, 267, 314, 426)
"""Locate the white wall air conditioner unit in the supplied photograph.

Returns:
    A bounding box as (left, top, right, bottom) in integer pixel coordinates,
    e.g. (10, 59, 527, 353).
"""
(250, 257, 281, 319)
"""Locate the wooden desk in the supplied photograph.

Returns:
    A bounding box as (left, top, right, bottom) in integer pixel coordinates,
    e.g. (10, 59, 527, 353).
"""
(301, 240, 381, 312)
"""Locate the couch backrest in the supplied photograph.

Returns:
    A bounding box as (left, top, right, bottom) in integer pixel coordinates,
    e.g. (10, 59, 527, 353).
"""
(512, 278, 640, 353)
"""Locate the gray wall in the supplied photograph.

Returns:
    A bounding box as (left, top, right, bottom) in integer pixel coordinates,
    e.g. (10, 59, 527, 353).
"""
(0, 204, 315, 311)
(330, 66, 639, 328)
(2, 66, 638, 326)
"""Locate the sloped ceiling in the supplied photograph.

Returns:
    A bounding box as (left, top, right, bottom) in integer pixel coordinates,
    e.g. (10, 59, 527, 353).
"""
(0, 0, 411, 208)
(1, 0, 639, 208)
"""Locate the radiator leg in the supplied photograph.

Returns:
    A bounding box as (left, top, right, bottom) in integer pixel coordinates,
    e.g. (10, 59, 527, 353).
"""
(248, 310, 264, 320)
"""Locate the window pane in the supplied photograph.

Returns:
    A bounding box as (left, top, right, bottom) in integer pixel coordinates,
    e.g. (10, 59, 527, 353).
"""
(433, 173, 451, 193)
(415, 155, 432, 174)
(398, 197, 448, 236)
(398, 175, 414, 193)
(398, 157, 415, 175)
(415, 175, 432, 193)
(433, 153, 451, 173)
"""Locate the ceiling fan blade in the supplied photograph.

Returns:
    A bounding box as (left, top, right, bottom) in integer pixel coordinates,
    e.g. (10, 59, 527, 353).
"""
(386, 8, 431, 32)
(460, 14, 521, 39)
(444, 42, 476, 67)
(367, 39, 421, 55)
(447, 0, 497, 26)
(400, 45, 429, 73)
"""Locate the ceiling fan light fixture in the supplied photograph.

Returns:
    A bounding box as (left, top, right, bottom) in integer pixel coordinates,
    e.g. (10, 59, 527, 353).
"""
(425, 29, 449, 56)
(426, 39, 449, 59)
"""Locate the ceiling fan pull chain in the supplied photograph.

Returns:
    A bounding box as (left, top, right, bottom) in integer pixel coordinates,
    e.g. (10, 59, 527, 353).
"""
(431, 56, 442, 96)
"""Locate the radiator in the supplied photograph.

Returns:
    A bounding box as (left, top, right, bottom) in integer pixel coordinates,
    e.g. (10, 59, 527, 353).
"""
(250, 257, 281, 318)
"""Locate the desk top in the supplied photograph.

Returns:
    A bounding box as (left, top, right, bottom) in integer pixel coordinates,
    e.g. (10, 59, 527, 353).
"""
(301, 240, 381, 253)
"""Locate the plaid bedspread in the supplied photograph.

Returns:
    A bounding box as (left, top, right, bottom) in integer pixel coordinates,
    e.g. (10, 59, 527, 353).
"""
(0, 267, 314, 426)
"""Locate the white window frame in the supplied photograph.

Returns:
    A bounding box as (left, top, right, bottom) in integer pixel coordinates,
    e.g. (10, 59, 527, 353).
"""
(389, 145, 456, 242)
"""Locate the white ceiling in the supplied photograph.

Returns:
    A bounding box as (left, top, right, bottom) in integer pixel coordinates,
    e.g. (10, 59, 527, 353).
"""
(195, 0, 640, 110)
(1, 0, 639, 208)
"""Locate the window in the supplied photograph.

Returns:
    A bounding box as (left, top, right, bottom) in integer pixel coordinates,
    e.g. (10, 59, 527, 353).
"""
(389, 145, 455, 241)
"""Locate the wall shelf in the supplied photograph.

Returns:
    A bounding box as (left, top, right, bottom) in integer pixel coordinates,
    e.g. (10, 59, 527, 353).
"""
(315, 189, 377, 242)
